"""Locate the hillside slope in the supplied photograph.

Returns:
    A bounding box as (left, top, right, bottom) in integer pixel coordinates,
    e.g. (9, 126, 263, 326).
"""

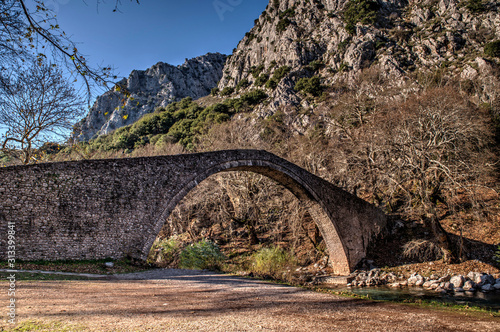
(218, 0, 499, 117)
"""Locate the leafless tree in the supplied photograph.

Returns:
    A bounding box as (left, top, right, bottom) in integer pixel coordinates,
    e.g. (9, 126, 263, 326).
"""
(0, 61, 85, 164)
(381, 87, 495, 261)
(0, 0, 139, 98)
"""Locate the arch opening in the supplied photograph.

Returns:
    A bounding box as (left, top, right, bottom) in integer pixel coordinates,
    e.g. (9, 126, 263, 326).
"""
(140, 160, 351, 275)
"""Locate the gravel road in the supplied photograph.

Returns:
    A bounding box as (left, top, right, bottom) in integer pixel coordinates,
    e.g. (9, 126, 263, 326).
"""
(1, 268, 498, 331)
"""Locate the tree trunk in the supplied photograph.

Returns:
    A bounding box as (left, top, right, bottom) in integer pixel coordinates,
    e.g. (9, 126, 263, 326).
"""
(423, 213, 455, 263)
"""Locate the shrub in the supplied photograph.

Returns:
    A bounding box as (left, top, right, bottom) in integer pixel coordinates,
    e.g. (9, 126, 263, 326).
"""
(307, 60, 324, 72)
(220, 86, 235, 96)
(484, 40, 500, 58)
(294, 76, 323, 96)
(254, 73, 269, 86)
(235, 78, 250, 91)
(178, 97, 193, 109)
(250, 246, 296, 277)
(211, 87, 219, 96)
(272, 65, 291, 81)
(465, 0, 485, 13)
(240, 90, 268, 105)
(276, 17, 291, 33)
(179, 239, 226, 270)
(402, 239, 443, 262)
(343, 0, 380, 35)
(245, 32, 256, 45)
(265, 79, 278, 90)
(113, 131, 138, 150)
(279, 8, 295, 19)
(147, 237, 181, 266)
(265, 65, 291, 90)
(251, 64, 265, 78)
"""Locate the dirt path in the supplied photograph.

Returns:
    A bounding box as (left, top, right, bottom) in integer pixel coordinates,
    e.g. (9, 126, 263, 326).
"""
(1, 269, 499, 331)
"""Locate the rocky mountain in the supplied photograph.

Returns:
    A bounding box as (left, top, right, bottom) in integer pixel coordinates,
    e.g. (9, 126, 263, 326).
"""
(218, 0, 499, 117)
(73, 52, 226, 141)
(74, 0, 499, 142)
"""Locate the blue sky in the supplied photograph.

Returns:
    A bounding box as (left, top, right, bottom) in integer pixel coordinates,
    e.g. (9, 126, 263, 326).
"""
(51, 0, 270, 78)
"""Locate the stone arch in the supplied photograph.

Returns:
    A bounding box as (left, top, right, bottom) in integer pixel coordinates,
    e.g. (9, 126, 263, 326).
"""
(141, 158, 351, 275)
(0, 149, 385, 275)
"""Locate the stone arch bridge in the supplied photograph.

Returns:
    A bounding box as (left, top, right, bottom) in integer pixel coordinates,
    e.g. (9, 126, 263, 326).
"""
(0, 150, 386, 275)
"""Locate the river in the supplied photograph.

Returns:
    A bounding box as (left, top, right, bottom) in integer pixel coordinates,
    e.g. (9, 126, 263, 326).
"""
(323, 285, 500, 311)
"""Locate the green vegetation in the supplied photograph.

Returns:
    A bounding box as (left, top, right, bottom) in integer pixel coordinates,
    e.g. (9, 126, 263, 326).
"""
(147, 237, 181, 266)
(211, 87, 219, 96)
(484, 40, 500, 58)
(0, 258, 144, 275)
(255, 73, 270, 87)
(244, 32, 256, 45)
(276, 6, 296, 33)
(0, 152, 12, 166)
(0, 271, 96, 281)
(343, 0, 381, 34)
(307, 60, 324, 72)
(465, 0, 485, 13)
(265, 65, 291, 90)
(220, 86, 235, 96)
(294, 76, 323, 96)
(1, 320, 86, 332)
(279, 8, 295, 19)
(235, 78, 250, 91)
(75, 91, 267, 152)
(318, 288, 500, 315)
(250, 246, 296, 278)
(179, 239, 226, 270)
(250, 64, 265, 78)
(276, 17, 291, 33)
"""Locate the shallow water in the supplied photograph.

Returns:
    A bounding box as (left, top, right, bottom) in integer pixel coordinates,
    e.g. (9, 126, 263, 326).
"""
(325, 286, 500, 311)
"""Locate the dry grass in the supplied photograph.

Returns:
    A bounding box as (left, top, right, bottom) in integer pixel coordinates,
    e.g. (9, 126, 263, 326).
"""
(402, 239, 444, 262)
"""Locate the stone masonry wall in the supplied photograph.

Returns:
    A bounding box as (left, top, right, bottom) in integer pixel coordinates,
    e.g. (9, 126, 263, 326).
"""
(0, 150, 387, 274)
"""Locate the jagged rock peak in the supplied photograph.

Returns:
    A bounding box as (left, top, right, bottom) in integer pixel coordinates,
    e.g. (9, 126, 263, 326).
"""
(74, 52, 227, 141)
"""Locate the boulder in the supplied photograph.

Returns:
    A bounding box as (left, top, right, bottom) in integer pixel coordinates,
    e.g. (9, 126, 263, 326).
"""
(435, 287, 447, 294)
(463, 280, 476, 291)
(443, 282, 454, 292)
(481, 284, 493, 292)
(450, 275, 465, 288)
(408, 274, 425, 286)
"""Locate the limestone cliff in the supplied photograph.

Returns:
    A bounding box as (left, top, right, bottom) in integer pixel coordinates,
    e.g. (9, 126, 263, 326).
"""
(74, 53, 226, 141)
(218, 0, 499, 116)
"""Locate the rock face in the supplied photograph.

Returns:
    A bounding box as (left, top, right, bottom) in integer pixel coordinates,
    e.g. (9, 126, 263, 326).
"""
(74, 53, 226, 141)
(75, 0, 499, 141)
(218, 0, 499, 116)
